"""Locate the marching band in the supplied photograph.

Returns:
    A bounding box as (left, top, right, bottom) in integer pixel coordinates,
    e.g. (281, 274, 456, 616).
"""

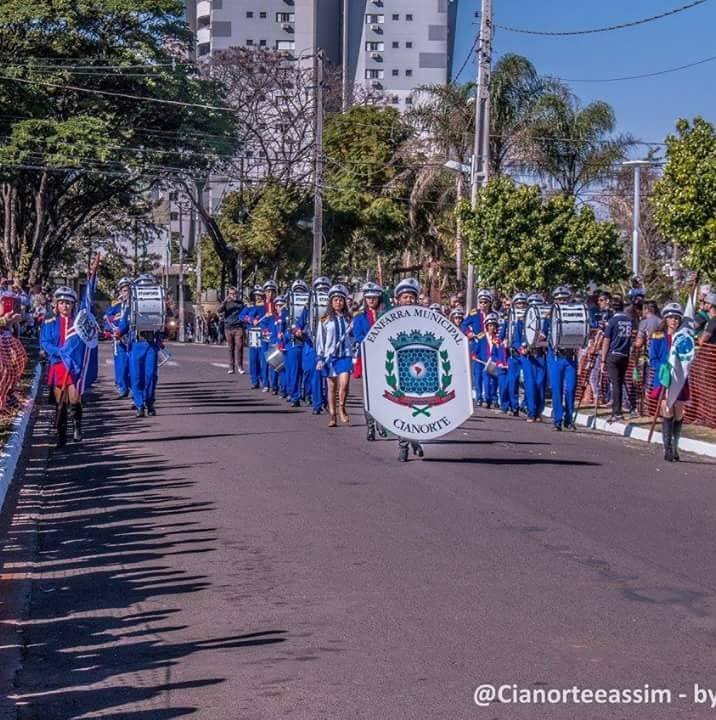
(40, 264, 696, 465)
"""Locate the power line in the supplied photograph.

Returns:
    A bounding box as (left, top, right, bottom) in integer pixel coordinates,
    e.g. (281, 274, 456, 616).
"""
(547, 53, 716, 83)
(494, 0, 710, 36)
(0, 74, 235, 112)
(453, 38, 479, 83)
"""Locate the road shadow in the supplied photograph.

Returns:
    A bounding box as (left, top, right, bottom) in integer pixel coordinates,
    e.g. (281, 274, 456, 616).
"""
(6, 381, 288, 720)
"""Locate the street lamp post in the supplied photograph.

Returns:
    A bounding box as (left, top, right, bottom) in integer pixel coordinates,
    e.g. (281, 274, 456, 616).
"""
(177, 199, 188, 343)
(623, 159, 656, 279)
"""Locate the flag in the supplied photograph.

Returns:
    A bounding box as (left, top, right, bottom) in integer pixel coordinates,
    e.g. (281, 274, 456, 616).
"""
(665, 326, 696, 410)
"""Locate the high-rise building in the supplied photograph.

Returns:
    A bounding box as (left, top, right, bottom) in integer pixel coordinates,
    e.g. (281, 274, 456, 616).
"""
(189, 1, 459, 104)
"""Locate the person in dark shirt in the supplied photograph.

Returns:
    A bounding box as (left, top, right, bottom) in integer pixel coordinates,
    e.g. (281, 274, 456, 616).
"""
(601, 299, 634, 422)
(218, 287, 245, 374)
(699, 292, 716, 346)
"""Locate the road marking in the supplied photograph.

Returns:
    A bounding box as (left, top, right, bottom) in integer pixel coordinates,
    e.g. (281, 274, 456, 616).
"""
(211, 362, 230, 369)
(104, 359, 113, 365)
(166, 361, 179, 367)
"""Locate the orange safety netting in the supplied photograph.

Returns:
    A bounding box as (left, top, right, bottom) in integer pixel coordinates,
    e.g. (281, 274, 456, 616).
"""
(575, 329, 716, 429)
(0, 333, 28, 412)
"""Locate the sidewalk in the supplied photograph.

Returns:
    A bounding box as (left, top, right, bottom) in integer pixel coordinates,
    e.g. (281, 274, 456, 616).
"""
(542, 403, 716, 459)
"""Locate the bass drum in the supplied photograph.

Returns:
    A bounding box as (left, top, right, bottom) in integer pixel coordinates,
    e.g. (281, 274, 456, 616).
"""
(550, 303, 589, 351)
(247, 327, 262, 348)
(131, 285, 165, 333)
(309, 290, 329, 334)
(524, 303, 551, 349)
(506, 305, 526, 347)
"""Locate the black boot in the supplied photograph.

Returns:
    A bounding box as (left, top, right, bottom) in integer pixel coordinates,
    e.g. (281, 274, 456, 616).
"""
(70, 403, 83, 442)
(412, 442, 424, 458)
(672, 419, 683, 461)
(662, 417, 674, 462)
(55, 403, 68, 448)
(367, 424, 376, 442)
(398, 441, 409, 462)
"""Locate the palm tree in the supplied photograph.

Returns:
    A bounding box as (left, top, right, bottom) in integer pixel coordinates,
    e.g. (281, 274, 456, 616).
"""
(521, 82, 635, 196)
(489, 53, 544, 176)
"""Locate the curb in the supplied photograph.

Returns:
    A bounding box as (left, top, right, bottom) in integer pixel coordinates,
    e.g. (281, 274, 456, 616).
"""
(0, 362, 42, 511)
(542, 405, 716, 459)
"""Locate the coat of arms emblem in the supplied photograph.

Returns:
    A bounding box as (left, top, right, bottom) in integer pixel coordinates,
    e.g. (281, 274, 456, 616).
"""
(72, 308, 100, 349)
(384, 330, 455, 417)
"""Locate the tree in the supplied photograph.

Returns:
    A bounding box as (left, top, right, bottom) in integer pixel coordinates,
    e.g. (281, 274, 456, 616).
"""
(521, 83, 634, 196)
(0, 0, 234, 283)
(461, 176, 627, 292)
(652, 117, 716, 281)
(323, 105, 410, 276)
(489, 54, 544, 177)
(218, 180, 311, 285)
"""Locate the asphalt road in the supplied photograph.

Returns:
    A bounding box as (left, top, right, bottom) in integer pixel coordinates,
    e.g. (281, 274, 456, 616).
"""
(4, 342, 716, 720)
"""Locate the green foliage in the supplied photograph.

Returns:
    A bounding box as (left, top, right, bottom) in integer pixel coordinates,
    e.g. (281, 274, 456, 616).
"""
(0, 0, 235, 282)
(218, 181, 310, 282)
(323, 105, 410, 273)
(461, 177, 627, 292)
(652, 117, 716, 280)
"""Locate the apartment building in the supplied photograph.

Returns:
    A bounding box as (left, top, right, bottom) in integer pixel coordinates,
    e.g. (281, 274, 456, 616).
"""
(189, 0, 458, 105)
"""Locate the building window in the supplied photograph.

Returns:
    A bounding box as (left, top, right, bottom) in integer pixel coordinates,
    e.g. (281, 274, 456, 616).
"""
(197, 42, 210, 56)
(366, 14, 384, 23)
(259, 39, 266, 46)
(366, 41, 384, 51)
(276, 12, 295, 22)
(246, 11, 253, 18)
(392, 13, 399, 20)
(276, 40, 295, 50)
(246, 39, 254, 45)
(405, 69, 413, 77)
(405, 96, 413, 105)
(391, 96, 400, 104)
(406, 13, 413, 20)
(392, 41, 399, 48)
(197, 15, 210, 29)
(259, 11, 267, 18)
(406, 41, 413, 48)
(391, 69, 399, 76)
(170, 212, 179, 221)
(365, 69, 384, 80)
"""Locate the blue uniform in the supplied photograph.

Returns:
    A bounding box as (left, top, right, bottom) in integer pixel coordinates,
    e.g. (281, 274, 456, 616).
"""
(296, 307, 325, 412)
(544, 317, 578, 428)
(461, 310, 486, 402)
(284, 310, 305, 403)
(129, 332, 161, 410)
(240, 305, 265, 387)
(103, 301, 130, 395)
(259, 307, 279, 391)
(500, 318, 538, 417)
(40, 275, 98, 395)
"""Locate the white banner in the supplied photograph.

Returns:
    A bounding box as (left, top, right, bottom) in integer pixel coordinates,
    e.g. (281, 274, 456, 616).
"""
(361, 306, 473, 442)
(666, 326, 696, 410)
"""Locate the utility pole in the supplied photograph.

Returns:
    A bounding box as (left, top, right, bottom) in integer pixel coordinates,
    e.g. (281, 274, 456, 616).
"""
(466, 0, 492, 314)
(237, 156, 245, 296)
(195, 182, 203, 344)
(312, 49, 325, 281)
(177, 201, 186, 343)
(622, 159, 654, 279)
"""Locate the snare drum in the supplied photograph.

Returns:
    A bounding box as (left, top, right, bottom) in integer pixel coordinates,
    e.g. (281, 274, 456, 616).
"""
(524, 303, 551, 349)
(265, 344, 285, 372)
(550, 303, 589, 351)
(507, 306, 527, 347)
(131, 285, 165, 333)
(248, 327, 262, 348)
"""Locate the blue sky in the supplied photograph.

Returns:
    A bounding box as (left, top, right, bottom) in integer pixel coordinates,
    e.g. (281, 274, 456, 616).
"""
(452, 0, 716, 153)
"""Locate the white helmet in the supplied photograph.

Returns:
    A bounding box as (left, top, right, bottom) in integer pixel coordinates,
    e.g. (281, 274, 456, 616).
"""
(361, 281, 383, 299)
(662, 302, 683, 319)
(395, 277, 421, 298)
(53, 286, 77, 303)
(328, 284, 349, 301)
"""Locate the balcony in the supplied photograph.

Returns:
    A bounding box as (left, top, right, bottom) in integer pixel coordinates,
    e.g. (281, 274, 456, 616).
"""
(370, 23, 383, 33)
(197, 26, 211, 44)
(369, 51, 382, 60)
(281, 21, 295, 32)
(197, 0, 211, 19)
